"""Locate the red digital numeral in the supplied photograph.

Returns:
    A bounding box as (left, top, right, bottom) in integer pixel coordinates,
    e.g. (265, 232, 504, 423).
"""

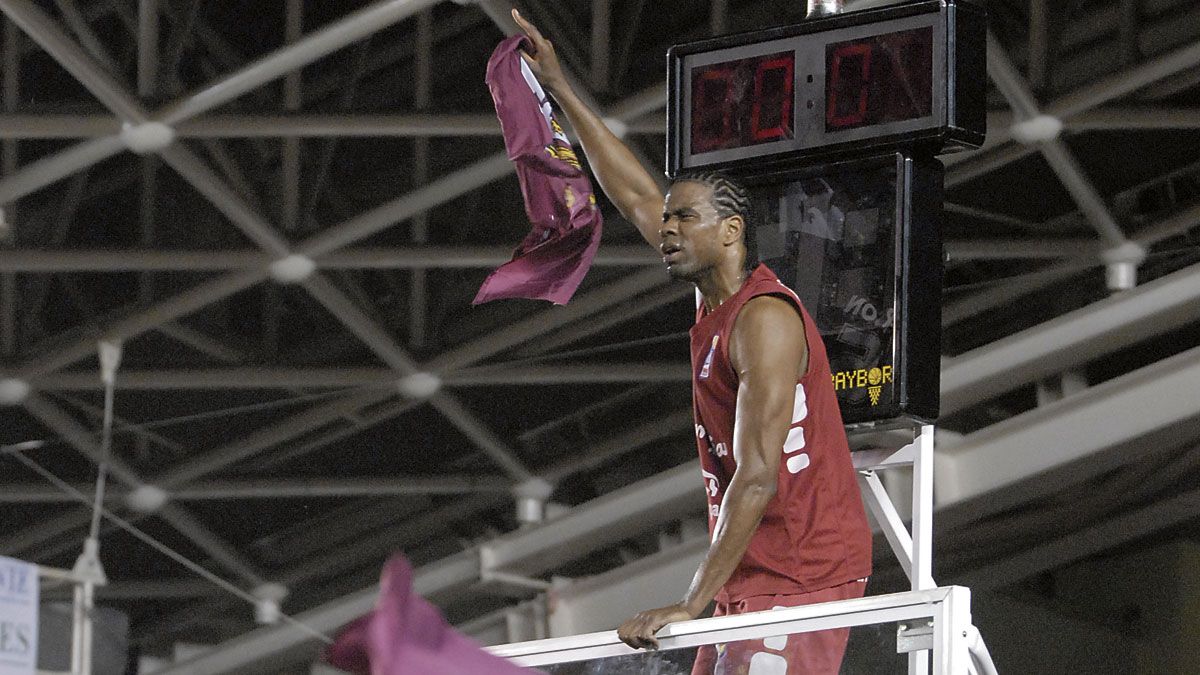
(692, 67, 735, 153)
(827, 42, 873, 128)
(750, 57, 794, 142)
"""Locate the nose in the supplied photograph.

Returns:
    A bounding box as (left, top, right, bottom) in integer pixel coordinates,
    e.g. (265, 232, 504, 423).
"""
(658, 217, 679, 240)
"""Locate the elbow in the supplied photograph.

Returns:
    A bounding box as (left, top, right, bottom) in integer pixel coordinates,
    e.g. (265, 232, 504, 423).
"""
(742, 469, 778, 501)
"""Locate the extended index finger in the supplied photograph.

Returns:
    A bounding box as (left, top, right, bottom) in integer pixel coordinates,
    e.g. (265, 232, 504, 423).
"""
(511, 9, 545, 44)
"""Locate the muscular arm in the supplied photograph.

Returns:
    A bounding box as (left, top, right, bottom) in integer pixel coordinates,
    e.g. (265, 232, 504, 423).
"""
(618, 296, 808, 649)
(512, 10, 664, 246)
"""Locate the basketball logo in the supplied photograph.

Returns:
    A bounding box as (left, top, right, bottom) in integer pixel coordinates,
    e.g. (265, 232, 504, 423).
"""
(867, 367, 883, 404)
(699, 335, 719, 380)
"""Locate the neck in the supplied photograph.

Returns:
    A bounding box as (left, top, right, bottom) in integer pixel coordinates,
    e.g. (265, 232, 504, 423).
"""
(697, 260, 750, 311)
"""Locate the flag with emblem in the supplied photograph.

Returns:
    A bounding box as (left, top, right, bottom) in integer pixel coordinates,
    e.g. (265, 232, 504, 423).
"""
(473, 35, 604, 305)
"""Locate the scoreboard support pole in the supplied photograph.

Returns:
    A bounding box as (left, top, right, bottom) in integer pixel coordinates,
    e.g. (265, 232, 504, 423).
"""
(851, 424, 998, 675)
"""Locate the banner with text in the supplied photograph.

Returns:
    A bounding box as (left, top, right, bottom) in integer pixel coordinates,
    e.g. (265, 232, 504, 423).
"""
(0, 557, 38, 675)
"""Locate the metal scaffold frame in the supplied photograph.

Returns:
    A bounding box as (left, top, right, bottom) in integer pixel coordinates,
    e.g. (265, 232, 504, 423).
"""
(850, 424, 997, 675)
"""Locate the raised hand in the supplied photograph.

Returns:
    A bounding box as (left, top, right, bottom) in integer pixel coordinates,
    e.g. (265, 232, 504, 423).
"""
(511, 9, 568, 94)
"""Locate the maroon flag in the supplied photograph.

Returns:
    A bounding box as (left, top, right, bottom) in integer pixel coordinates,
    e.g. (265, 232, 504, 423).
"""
(473, 35, 604, 305)
(325, 555, 536, 674)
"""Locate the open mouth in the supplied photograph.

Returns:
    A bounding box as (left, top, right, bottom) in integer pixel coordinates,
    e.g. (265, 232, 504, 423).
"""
(661, 243, 682, 262)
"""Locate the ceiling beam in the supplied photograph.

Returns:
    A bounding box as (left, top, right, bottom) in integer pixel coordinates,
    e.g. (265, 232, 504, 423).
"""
(19, 393, 269, 587)
(428, 267, 670, 371)
(0, 237, 1125, 273)
(5, 76, 669, 382)
(941, 261, 1200, 414)
(0, 0, 147, 121)
(299, 274, 535, 482)
(0, 0, 442, 205)
(943, 198, 1200, 326)
(3, 259, 678, 563)
(136, 411, 693, 649)
(155, 464, 704, 674)
(0, 388, 394, 559)
(986, 31, 1128, 247)
(43, 577, 219, 601)
(27, 363, 689, 390)
(936, 343, 1200, 518)
(1067, 107, 1200, 130)
(511, 284, 694, 357)
(943, 238, 1101, 261)
(0, 246, 660, 272)
(945, 35, 1200, 187)
(135, 0, 156, 96)
(956, 481, 1200, 591)
(0, 476, 511, 503)
(1027, 0, 1052, 89)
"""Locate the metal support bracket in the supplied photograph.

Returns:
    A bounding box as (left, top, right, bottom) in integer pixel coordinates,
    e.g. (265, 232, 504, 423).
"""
(851, 423, 998, 674)
(897, 620, 935, 654)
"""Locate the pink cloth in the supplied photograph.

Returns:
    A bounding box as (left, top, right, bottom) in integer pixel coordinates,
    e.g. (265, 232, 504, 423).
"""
(473, 35, 604, 305)
(325, 555, 536, 675)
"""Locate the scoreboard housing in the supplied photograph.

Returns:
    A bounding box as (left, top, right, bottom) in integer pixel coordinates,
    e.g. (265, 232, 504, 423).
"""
(666, 1, 985, 425)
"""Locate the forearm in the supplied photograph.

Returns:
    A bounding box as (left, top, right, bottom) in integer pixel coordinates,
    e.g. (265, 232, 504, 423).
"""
(680, 473, 776, 615)
(546, 83, 663, 242)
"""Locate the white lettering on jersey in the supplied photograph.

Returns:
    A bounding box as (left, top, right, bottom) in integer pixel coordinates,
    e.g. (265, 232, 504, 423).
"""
(763, 609, 790, 650)
(791, 382, 808, 424)
(783, 425, 805, 455)
(786, 452, 811, 474)
(784, 383, 810, 474)
(700, 468, 721, 498)
(748, 651, 788, 674)
(699, 335, 719, 380)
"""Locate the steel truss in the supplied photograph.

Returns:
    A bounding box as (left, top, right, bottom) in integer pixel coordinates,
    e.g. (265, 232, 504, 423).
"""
(0, 0, 1197, 666)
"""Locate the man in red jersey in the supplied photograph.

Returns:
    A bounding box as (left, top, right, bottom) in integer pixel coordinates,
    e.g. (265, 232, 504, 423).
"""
(512, 11, 873, 674)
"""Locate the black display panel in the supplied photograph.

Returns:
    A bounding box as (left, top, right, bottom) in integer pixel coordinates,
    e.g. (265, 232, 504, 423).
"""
(825, 27, 933, 132)
(747, 153, 943, 424)
(690, 51, 796, 154)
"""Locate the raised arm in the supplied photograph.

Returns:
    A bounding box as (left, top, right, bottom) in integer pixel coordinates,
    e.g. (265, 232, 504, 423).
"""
(617, 296, 808, 649)
(512, 9, 664, 247)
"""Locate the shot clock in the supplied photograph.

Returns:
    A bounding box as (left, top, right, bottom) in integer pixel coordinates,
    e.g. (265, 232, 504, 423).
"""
(667, 1, 986, 425)
(667, 0, 985, 174)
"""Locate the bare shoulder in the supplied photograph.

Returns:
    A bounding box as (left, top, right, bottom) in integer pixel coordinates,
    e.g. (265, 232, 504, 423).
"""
(735, 295, 804, 333)
(730, 295, 807, 371)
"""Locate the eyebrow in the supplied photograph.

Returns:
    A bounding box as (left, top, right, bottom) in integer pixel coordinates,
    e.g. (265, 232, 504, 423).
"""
(663, 206, 700, 218)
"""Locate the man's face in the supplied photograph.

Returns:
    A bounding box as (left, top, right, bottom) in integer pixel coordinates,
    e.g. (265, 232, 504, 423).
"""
(660, 181, 737, 282)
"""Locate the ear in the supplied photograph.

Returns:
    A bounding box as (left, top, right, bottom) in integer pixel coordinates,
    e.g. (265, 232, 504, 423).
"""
(720, 214, 744, 247)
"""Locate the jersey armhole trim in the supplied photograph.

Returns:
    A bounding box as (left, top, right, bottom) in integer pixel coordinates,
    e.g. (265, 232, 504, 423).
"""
(735, 290, 813, 381)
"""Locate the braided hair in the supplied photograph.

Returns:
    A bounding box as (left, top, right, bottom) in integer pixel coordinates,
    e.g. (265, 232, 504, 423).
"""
(672, 170, 752, 221)
(672, 170, 756, 271)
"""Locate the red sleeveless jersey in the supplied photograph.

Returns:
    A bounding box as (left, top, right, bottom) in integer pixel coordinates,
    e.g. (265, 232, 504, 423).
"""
(691, 264, 872, 602)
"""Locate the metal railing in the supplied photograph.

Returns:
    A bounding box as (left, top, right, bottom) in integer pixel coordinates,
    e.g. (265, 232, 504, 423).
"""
(490, 586, 973, 674)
